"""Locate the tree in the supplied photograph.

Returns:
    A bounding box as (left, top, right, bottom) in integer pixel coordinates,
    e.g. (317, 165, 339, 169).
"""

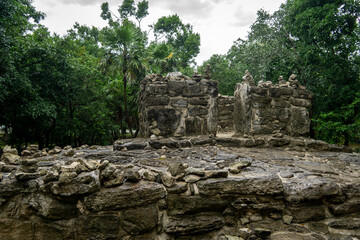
(198, 54, 243, 95)
(100, 2, 148, 137)
(153, 14, 200, 68)
(314, 92, 360, 146)
(282, 0, 360, 113)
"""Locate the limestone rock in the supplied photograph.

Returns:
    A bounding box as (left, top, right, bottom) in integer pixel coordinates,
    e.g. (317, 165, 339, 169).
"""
(228, 159, 252, 174)
(43, 170, 60, 183)
(49, 170, 100, 196)
(270, 232, 318, 240)
(76, 215, 119, 240)
(282, 176, 341, 202)
(1, 153, 20, 165)
(28, 193, 77, 219)
(123, 168, 141, 182)
(282, 215, 293, 225)
(167, 162, 187, 176)
(167, 195, 228, 215)
(120, 205, 158, 235)
(63, 149, 75, 157)
(164, 212, 224, 235)
(161, 172, 175, 187)
(288, 203, 325, 223)
(84, 181, 166, 212)
(3, 145, 18, 155)
(197, 174, 284, 196)
(184, 174, 202, 183)
(329, 199, 360, 215)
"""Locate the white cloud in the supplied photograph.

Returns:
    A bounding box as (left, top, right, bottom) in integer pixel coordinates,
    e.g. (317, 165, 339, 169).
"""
(33, 0, 287, 65)
(230, 5, 257, 27)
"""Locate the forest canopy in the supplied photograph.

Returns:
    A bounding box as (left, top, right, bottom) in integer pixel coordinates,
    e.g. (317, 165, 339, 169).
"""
(0, 0, 359, 149)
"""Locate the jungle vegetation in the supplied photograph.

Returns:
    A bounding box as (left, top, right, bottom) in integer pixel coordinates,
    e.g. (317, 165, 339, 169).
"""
(0, 0, 359, 149)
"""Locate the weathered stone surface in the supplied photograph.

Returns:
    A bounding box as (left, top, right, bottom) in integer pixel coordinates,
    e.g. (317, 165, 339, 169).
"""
(282, 176, 341, 202)
(49, 170, 100, 196)
(84, 181, 166, 212)
(161, 172, 175, 187)
(146, 96, 170, 106)
(328, 219, 360, 230)
(120, 204, 158, 235)
(164, 212, 224, 235)
(234, 75, 312, 137)
(76, 215, 119, 240)
(0, 143, 359, 239)
(33, 221, 76, 240)
(139, 73, 217, 138)
(289, 203, 326, 222)
(0, 219, 33, 240)
(113, 139, 148, 151)
(1, 152, 20, 164)
(167, 195, 228, 215)
(3, 145, 18, 155)
(329, 199, 360, 215)
(0, 179, 25, 197)
(197, 174, 284, 196)
(270, 232, 318, 240)
(28, 193, 77, 219)
(167, 162, 187, 176)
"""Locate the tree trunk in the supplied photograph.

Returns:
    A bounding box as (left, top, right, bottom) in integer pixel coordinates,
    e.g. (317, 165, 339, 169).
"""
(122, 49, 133, 138)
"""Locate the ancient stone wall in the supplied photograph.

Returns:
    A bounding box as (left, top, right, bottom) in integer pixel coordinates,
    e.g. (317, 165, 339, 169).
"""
(138, 72, 218, 138)
(0, 143, 359, 240)
(217, 95, 235, 132)
(234, 72, 312, 137)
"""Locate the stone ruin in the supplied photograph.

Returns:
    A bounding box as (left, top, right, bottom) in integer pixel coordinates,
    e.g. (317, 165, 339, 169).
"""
(138, 71, 218, 138)
(234, 72, 312, 137)
(139, 70, 312, 139)
(1, 70, 359, 240)
(218, 95, 235, 132)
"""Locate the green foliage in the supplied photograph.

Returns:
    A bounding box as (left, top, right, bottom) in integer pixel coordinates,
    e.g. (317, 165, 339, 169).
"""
(198, 54, 243, 96)
(153, 14, 200, 68)
(118, 0, 136, 19)
(314, 93, 360, 145)
(283, 0, 360, 114)
(201, 0, 360, 145)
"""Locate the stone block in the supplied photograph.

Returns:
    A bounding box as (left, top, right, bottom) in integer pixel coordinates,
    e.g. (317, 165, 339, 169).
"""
(188, 107, 208, 116)
(49, 170, 100, 196)
(76, 215, 119, 240)
(28, 193, 77, 219)
(139, 74, 217, 138)
(147, 108, 180, 137)
(251, 86, 268, 95)
(197, 174, 284, 196)
(167, 195, 228, 215)
(189, 97, 209, 106)
(293, 89, 313, 99)
(84, 181, 166, 212)
(168, 81, 186, 94)
(146, 83, 168, 95)
(120, 205, 158, 235)
(145, 96, 170, 106)
(289, 106, 310, 136)
(164, 212, 224, 235)
(185, 118, 204, 135)
(290, 97, 311, 108)
(170, 98, 188, 108)
(288, 203, 325, 223)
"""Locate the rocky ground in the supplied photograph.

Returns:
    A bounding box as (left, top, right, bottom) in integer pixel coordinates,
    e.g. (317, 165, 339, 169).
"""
(0, 136, 360, 240)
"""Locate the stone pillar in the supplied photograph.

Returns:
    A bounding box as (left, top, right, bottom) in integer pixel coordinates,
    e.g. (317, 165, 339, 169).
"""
(217, 95, 235, 132)
(139, 72, 218, 138)
(234, 71, 312, 137)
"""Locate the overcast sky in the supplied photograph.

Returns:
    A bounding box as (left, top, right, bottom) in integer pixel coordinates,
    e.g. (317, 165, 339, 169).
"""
(32, 0, 286, 65)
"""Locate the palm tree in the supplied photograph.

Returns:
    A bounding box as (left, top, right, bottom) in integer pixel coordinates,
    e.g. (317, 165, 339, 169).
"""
(101, 19, 147, 137)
